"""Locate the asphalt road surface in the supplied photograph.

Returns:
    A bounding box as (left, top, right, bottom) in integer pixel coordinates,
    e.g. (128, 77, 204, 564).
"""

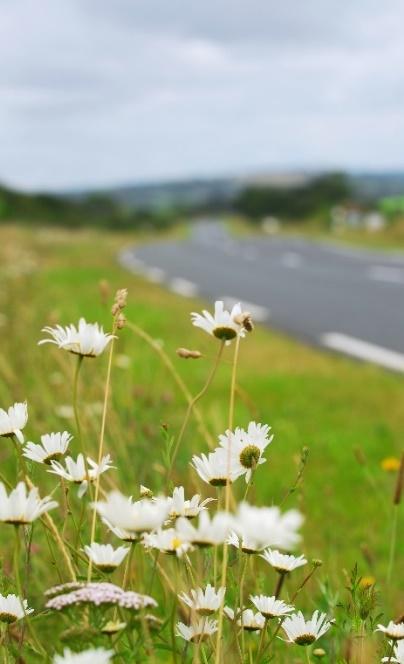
(120, 220, 404, 372)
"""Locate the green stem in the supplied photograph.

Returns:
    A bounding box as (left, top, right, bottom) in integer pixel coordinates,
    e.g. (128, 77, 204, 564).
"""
(387, 504, 399, 585)
(72, 355, 84, 448)
(274, 571, 286, 599)
(167, 339, 225, 486)
(306, 647, 312, 664)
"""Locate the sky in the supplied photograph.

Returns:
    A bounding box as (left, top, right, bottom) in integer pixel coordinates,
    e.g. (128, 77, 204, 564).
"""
(1, 0, 404, 191)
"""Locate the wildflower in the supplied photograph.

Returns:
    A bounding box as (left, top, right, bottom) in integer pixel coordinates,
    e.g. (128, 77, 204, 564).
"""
(191, 300, 245, 343)
(49, 454, 113, 497)
(101, 620, 127, 635)
(23, 431, 72, 465)
(140, 485, 153, 498)
(176, 511, 234, 547)
(92, 492, 169, 533)
(376, 622, 404, 641)
(0, 402, 28, 444)
(250, 594, 294, 619)
(234, 311, 254, 332)
(45, 582, 157, 612)
(164, 486, 214, 519)
(39, 318, 115, 358)
(103, 521, 139, 542)
(313, 649, 327, 659)
(224, 607, 265, 631)
(260, 549, 308, 573)
(0, 482, 57, 524)
(381, 457, 401, 472)
(83, 543, 129, 573)
(233, 503, 303, 552)
(0, 593, 33, 623)
(191, 448, 243, 486)
(281, 611, 332, 645)
(178, 585, 226, 616)
(45, 582, 84, 598)
(143, 528, 192, 557)
(53, 647, 114, 663)
(176, 618, 218, 642)
(360, 576, 376, 588)
(382, 641, 404, 663)
(218, 422, 273, 482)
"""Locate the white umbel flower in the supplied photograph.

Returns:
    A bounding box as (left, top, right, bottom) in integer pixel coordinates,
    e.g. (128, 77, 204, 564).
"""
(281, 611, 332, 645)
(233, 503, 303, 552)
(382, 641, 404, 663)
(218, 422, 273, 482)
(191, 300, 245, 343)
(176, 511, 234, 547)
(0, 482, 57, 524)
(224, 607, 265, 631)
(0, 402, 28, 444)
(191, 448, 243, 487)
(49, 454, 113, 497)
(143, 528, 192, 557)
(53, 647, 114, 663)
(377, 622, 404, 641)
(93, 492, 169, 533)
(178, 585, 226, 616)
(23, 431, 72, 465)
(83, 543, 129, 573)
(39, 318, 115, 358)
(0, 593, 34, 623)
(261, 549, 308, 573)
(176, 618, 218, 642)
(250, 595, 294, 619)
(165, 486, 214, 519)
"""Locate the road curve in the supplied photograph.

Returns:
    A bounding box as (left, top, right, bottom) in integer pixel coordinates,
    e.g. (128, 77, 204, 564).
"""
(119, 220, 404, 372)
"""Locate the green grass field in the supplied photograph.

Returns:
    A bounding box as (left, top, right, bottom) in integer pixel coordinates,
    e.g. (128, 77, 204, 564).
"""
(0, 223, 402, 662)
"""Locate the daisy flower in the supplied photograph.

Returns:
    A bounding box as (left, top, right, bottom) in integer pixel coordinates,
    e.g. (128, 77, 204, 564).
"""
(191, 448, 243, 487)
(23, 431, 72, 465)
(250, 595, 294, 619)
(49, 454, 113, 497)
(93, 492, 169, 533)
(143, 528, 192, 557)
(0, 593, 33, 623)
(53, 647, 114, 663)
(39, 318, 115, 358)
(0, 402, 28, 444)
(83, 543, 129, 573)
(164, 486, 214, 519)
(233, 503, 303, 552)
(176, 511, 234, 548)
(377, 622, 404, 641)
(178, 585, 226, 616)
(103, 521, 139, 543)
(191, 300, 245, 343)
(261, 549, 308, 573)
(281, 611, 332, 646)
(224, 607, 265, 632)
(218, 422, 273, 482)
(0, 482, 57, 525)
(382, 641, 404, 663)
(176, 618, 218, 643)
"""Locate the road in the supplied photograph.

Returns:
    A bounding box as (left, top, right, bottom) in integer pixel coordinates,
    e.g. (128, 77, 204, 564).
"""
(119, 220, 404, 372)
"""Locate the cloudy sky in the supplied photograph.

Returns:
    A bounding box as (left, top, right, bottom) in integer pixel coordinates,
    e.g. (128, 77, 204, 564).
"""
(1, 0, 403, 191)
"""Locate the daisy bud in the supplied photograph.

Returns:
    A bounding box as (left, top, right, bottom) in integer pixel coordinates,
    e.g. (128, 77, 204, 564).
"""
(176, 348, 202, 359)
(312, 559, 323, 568)
(140, 485, 153, 498)
(234, 311, 254, 332)
(393, 452, 404, 505)
(313, 649, 326, 658)
(116, 313, 126, 330)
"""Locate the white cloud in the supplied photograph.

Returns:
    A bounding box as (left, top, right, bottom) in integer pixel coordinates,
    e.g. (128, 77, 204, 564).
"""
(0, 0, 403, 189)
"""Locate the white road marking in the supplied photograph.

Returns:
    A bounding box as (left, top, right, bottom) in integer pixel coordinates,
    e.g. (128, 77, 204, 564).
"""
(368, 265, 404, 284)
(320, 332, 404, 372)
(169, 278, 198, 297)
(281, 252, 302, 269)
(220, 296, 270, 322)
(144, 267, 166, 283)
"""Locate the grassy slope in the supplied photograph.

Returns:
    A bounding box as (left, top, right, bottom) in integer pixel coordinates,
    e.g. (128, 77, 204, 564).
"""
(0, 224, 402, 612)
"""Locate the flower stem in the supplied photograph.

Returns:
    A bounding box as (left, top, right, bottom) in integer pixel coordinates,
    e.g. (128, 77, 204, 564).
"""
(167, 339, 225, 485)
(387, 503, 399, 586)
(87, 325, 116, 582)
(387, 639, 395, 663)
(306, 647, 312, 664)
(215, 334, 241, 664)
(274, 571, 286, 599)
(72, 355, 84, 448)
